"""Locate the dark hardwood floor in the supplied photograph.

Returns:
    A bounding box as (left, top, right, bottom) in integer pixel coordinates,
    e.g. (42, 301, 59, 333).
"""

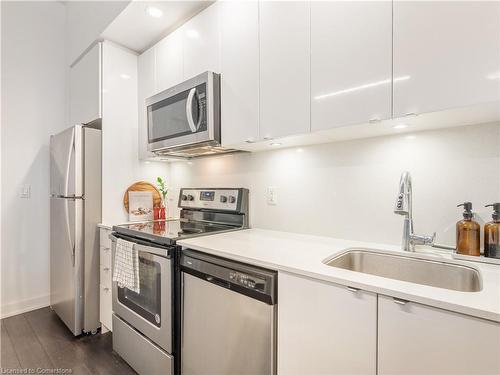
(1, 307, 136, 375)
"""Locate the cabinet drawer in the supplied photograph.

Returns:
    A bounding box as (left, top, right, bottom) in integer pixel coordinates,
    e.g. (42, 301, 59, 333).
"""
(100, 265, 112, 289)
(100, 246, 112, 269)
(100, 228, 111, 248)
(100, 284, 112, 331)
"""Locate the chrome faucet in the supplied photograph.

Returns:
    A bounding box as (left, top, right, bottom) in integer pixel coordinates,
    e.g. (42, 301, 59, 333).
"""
(394, 172, 435, 252)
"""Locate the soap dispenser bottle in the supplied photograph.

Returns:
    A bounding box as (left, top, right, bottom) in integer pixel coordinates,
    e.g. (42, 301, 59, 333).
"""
(456, 202, 480, 256)
(484, 203, 500, 259)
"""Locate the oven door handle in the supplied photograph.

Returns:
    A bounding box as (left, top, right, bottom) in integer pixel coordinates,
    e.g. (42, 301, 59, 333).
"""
(186, 88, 201, 133)
(110, 233, 171, 258)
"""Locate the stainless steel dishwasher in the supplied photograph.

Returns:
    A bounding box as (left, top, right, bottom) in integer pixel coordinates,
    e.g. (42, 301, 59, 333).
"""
(180, 249, 277, 375)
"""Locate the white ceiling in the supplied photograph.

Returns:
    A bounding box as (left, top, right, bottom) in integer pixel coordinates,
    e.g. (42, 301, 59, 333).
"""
(101, 0, 212, 53)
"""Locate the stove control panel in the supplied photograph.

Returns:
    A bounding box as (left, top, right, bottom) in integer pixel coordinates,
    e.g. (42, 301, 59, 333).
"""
(179, 188, 243, 212)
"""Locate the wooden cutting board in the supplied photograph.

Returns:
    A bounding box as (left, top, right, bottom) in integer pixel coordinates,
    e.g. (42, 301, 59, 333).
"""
(123, 181, 162, 212)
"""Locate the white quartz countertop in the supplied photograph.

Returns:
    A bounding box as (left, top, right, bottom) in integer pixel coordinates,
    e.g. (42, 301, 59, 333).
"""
(178, 228, 500, 323)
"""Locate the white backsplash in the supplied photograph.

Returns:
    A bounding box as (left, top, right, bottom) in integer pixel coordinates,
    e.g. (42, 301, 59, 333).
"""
(167, 123, 500, 248)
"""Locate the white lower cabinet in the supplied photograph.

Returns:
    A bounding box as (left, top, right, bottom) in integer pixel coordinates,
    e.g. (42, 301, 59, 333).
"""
(99, 228, 112, 332)
(278, 272, 377, 375)
(377, 295, 500, 375)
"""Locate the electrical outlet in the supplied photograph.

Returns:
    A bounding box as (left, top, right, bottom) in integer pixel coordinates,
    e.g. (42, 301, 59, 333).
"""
(267, 187, 277, 205)
(20, 184, 31, 199)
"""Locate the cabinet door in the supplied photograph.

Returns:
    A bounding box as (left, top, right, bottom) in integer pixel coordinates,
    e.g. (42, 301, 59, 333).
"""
(259, 1, 310, 140)
(182, 3, 220, 80)
(70, 43, 101, 125)
(219, 0, 259, 146)
(155, 29, 183, 92)
(378, 295, 500, 375)
(311, 2, 392, 131)
(278, 272, 377, 375)
(137, 47, 156, 160)
(393, 1, 500, 117)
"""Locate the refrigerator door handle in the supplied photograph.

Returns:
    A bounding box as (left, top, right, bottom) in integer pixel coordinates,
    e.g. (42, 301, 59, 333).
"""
(65, 198, 75, 267)
(64, 129, 75, 197)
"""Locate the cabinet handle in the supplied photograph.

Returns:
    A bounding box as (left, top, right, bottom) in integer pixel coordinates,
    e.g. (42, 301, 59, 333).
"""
(368, 118, 381, 124)
(103, 287, 110, 292)
(245, 138, 255, 143)
(104, 267, 110, 271)
(103, 247, 110, 252)
(346, 286, 360, 293)
(393, 297, 409, 305)
(404, 112, 418, 118)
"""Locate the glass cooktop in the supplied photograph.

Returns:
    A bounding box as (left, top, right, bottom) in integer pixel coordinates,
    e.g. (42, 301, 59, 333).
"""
(113, 219, 237, 246)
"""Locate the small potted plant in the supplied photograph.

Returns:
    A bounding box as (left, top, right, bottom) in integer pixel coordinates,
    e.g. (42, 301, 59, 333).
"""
(155, 177, 168, 220)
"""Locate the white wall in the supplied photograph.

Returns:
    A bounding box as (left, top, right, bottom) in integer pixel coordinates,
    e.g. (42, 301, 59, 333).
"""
(101, 41, 167, 225)
(66, 1, 129, 65)
(1, 1, 67, 317)
(168, 123, 500, 248)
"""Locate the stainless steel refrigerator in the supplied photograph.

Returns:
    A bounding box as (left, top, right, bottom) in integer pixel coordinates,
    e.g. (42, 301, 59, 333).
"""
(50, 124, 101, 335)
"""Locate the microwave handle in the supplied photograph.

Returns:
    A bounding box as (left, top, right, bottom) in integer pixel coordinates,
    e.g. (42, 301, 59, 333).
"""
(186, 88, 201, 133)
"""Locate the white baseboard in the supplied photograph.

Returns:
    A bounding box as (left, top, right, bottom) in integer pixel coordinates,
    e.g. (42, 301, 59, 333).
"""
(1, 294, 50, 319)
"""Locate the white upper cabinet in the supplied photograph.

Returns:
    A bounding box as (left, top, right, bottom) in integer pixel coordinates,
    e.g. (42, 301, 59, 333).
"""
(219, 0, 259, 146)
(155, 30, 183, 92)
(182, 2, 220, 80)
(70, 43, 102, 125)
(278, 272, 377, 375)
(310, 1, 392, 131)
(393, 1, 500, 118)
(137, 47, 156, 160)
(378, 295, 500, 375)
(259, 1, 310, 140)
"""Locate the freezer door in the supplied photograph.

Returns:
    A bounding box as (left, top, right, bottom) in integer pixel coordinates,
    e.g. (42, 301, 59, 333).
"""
(50, 126, 83, 197)
(50, 197, 84, 336)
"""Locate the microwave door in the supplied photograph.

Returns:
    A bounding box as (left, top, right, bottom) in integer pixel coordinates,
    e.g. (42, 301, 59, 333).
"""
(147, 83, 212, 151)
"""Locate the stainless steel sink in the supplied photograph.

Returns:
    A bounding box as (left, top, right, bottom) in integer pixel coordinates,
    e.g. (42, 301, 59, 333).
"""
(324, 249, 482, 292)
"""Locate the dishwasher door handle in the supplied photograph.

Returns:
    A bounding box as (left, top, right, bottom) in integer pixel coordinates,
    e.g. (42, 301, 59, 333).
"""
(206, 275, 231, 289)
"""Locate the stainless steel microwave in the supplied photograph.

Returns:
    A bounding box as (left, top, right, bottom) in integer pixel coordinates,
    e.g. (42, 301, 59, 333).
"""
(146, 71, 231, 158)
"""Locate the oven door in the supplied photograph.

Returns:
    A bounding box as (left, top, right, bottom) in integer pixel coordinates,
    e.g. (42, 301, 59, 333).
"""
(111, 235, 172, 353)
(146, 71, 220, 152)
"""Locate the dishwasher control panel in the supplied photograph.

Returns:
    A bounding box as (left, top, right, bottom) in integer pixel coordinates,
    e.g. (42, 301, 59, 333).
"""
(229, 271, 265, 290)
(181, 250, 277, 305)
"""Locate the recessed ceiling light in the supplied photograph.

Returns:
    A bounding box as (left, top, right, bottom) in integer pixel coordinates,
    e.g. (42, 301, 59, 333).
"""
(405, 135, 416, 140)
(270, 142, 282, 147)
(120, 73, 130, 80)
(487, 72, 500, 80)
(186, 29, 199, 39)
(296, 148, 304, 153)
(146, 6, 163, 18)
(393, 124, 408, 130)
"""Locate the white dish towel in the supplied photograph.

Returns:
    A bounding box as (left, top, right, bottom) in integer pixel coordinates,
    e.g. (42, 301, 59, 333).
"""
(112, 238, 140, 293)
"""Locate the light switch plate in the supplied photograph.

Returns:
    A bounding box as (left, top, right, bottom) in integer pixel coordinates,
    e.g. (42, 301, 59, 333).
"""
(267, 186, 277, 205)
(20, 184, 31, 199)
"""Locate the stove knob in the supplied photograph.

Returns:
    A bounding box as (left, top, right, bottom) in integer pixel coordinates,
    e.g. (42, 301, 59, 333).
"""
(228, 196, 236, 204)
(187, 194, 194, 201)
(181, 194, 187, 201)
(220, 195, 227, 203)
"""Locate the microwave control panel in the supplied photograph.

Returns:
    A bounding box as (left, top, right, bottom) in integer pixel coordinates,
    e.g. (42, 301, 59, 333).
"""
(179, 188, 240, 211)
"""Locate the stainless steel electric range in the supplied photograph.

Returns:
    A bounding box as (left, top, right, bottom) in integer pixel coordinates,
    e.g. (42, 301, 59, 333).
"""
(110, 188, 249, 375)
